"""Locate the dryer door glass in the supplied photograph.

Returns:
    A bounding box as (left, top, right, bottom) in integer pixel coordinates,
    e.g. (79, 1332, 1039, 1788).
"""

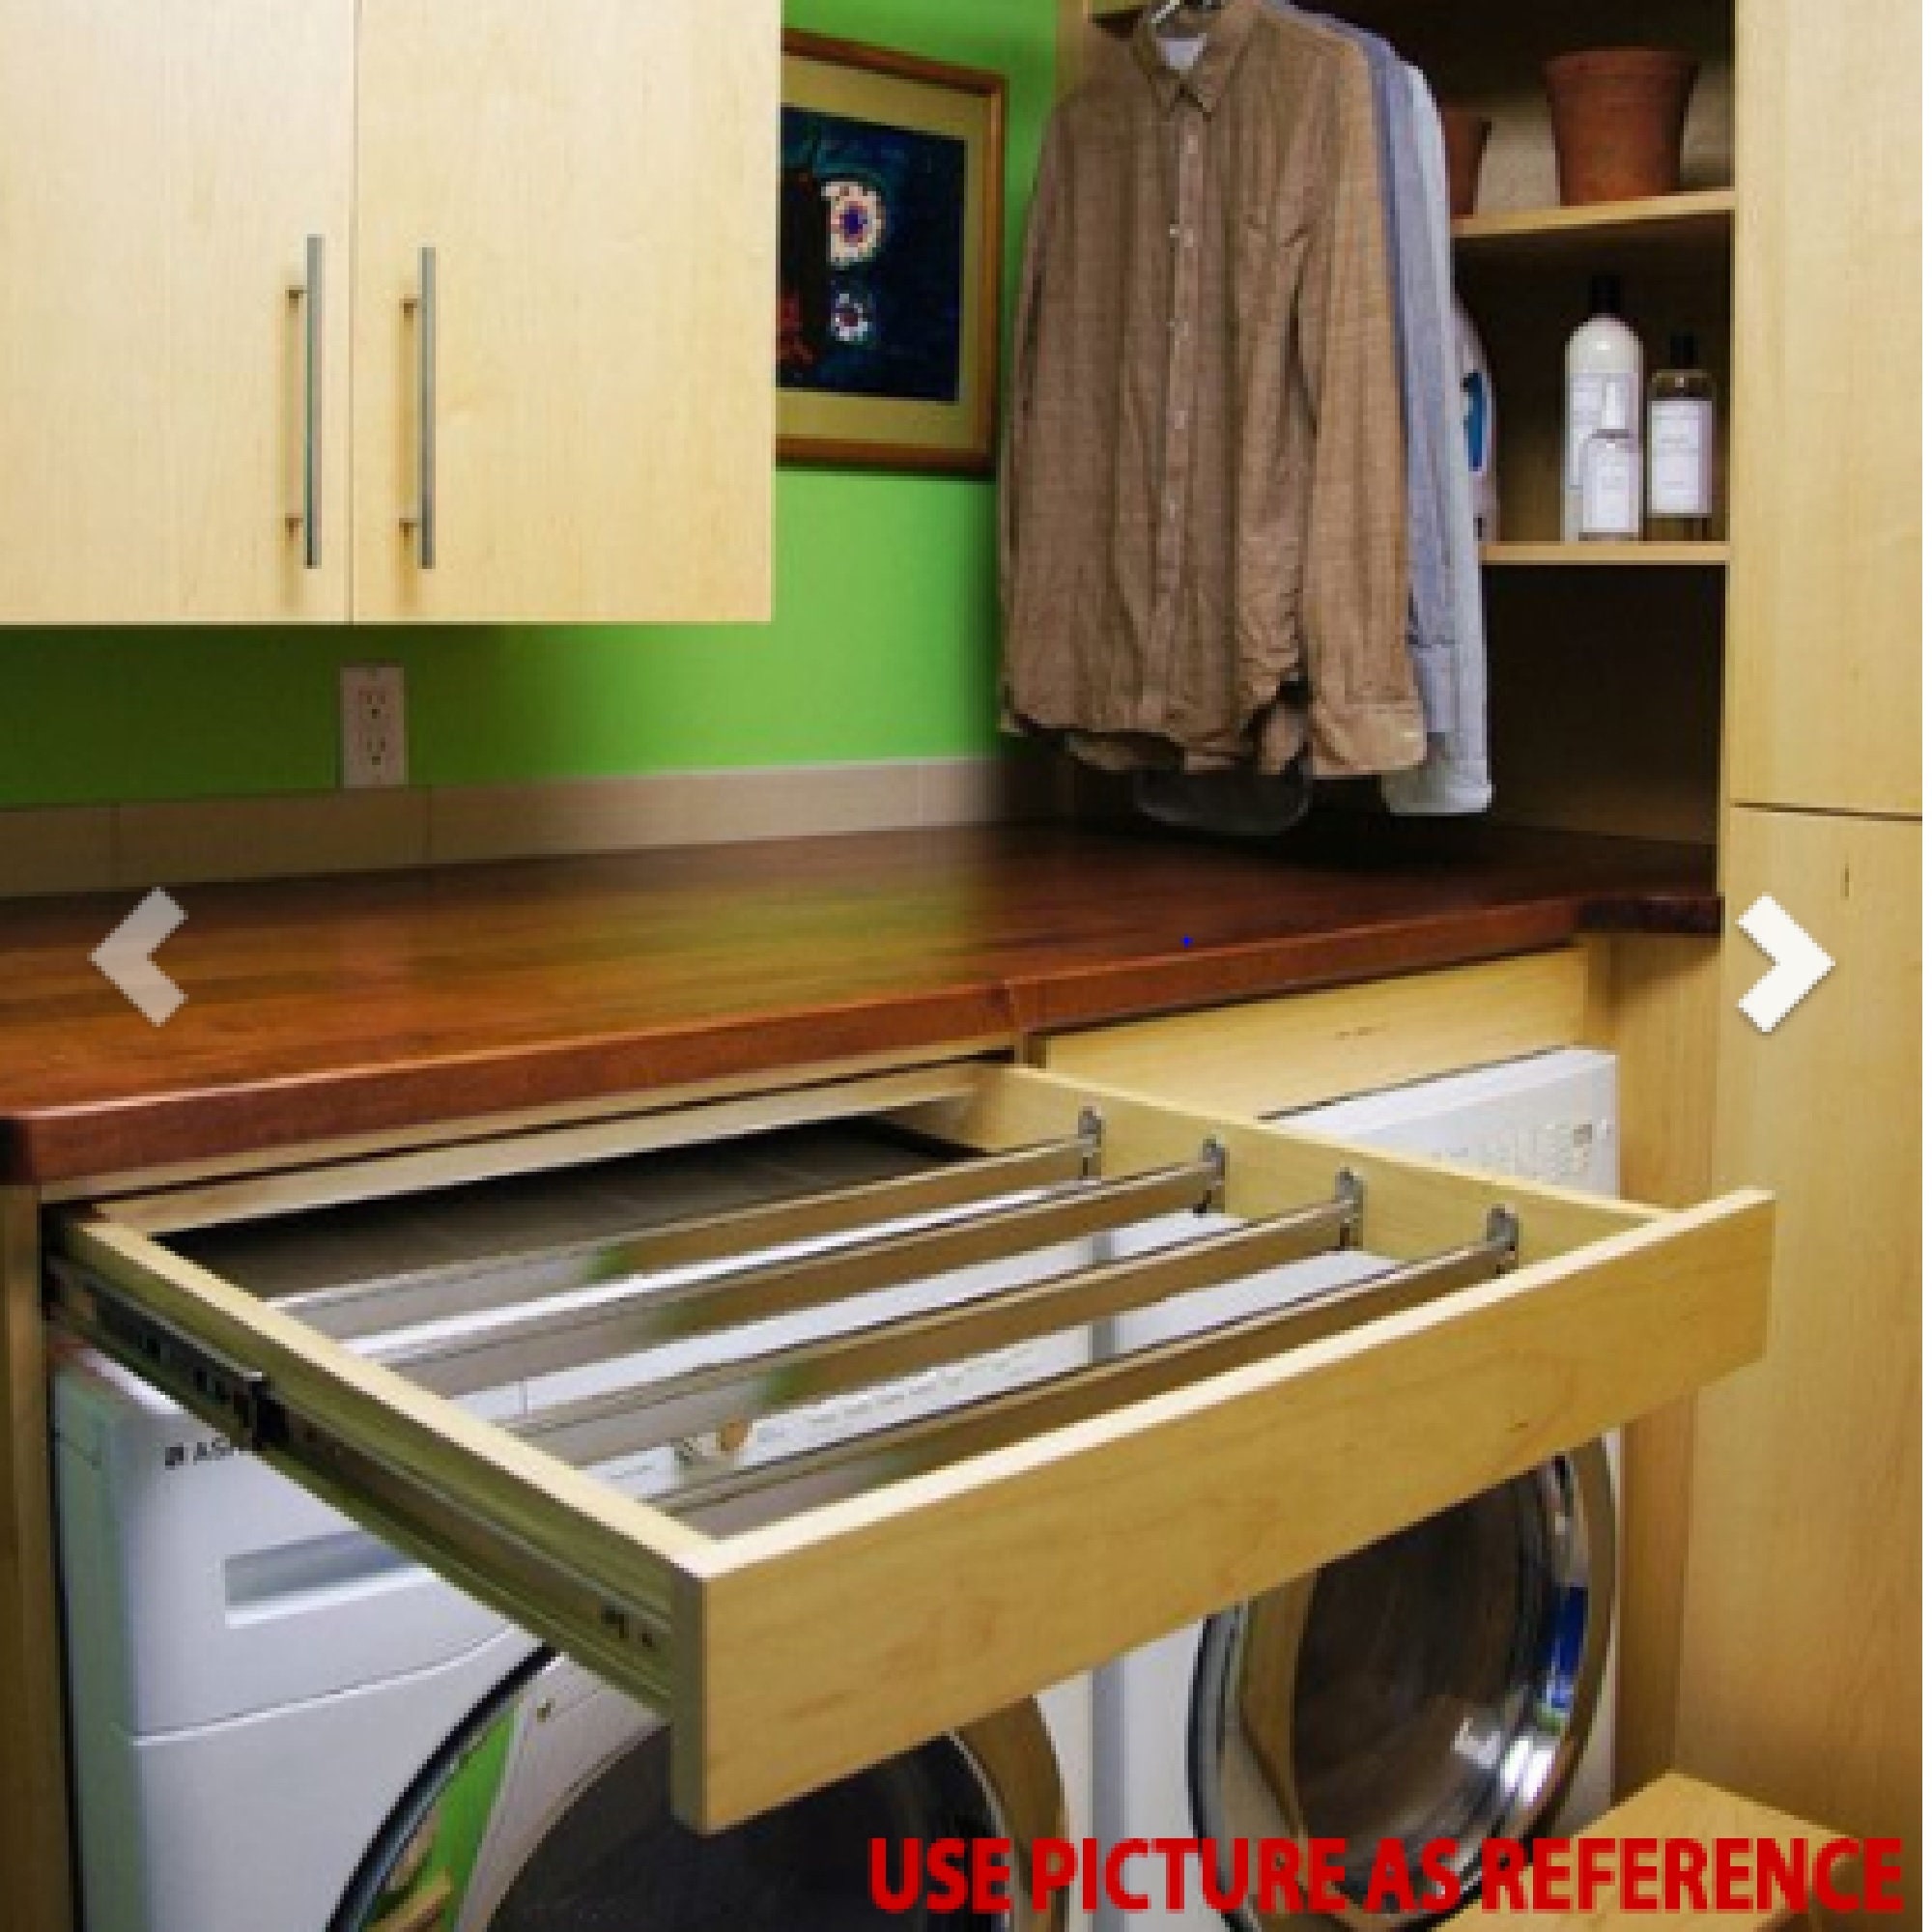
(336, 1655, 1047, 1932)
(1189, 1446, 1615, 1928)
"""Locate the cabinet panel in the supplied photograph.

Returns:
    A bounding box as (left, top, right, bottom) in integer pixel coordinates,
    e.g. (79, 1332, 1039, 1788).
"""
(352, 0, 779, 623)
(0, 0, 355, 622)
(1677, 809, 1920, 1914)
(1580, 936, 1719, 1797)
(1037, 950, 1594, 1119)
(1726, 0, 1921, 813)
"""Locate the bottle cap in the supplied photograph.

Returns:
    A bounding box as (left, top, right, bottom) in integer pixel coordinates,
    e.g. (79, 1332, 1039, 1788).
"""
(1588, 273, 1624, 318)
(1669, 331, 1700, 368)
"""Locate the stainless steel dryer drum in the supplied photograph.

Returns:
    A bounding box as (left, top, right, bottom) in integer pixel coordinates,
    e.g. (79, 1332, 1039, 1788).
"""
(1188, 1445, 1616, 1928)
(331, 1654, 1067, 1930)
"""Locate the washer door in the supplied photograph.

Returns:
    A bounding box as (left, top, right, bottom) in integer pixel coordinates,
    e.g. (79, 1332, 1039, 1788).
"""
(1189, 1446, 1615, 1931)
(333, 1653, 1066, 1932)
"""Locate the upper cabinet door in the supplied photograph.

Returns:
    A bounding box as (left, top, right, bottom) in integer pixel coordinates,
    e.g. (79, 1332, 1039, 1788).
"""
(1727, 0, 1922, 815)
(0, 0, 355, 623)
(353, 0, 780, 625)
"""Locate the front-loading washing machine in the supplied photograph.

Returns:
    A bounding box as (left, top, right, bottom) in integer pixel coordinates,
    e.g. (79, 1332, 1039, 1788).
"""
(54, 1122, 1099, 1932)
(1094, 1049, 1624, 1931)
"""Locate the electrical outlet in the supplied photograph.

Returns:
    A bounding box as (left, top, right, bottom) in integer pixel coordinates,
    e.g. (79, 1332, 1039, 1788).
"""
(340, 664, 408, 790)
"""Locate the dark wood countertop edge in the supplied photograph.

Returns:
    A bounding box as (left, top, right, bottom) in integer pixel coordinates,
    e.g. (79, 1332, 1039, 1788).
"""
(1575, 891, 1724, 937)
(0, 989, 1015, 1190)
(1009, 890, 1720, 1033)
(1007, 902, 1587, 1033)
(1, 880, 1719, 1191)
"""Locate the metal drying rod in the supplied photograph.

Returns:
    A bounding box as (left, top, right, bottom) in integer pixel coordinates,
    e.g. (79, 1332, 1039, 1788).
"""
(516, 1175, 1366, 1468)
(377, 1140, 1236, 1400)
(281, 1117, 1111, 1340)
(46, 1118, 1525, 1681)
(54, 1114, 1525, 1513)
(658, 1206, 1522, 1537)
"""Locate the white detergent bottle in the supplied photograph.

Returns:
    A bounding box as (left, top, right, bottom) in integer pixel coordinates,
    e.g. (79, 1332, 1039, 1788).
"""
(1562, 273, 1642, 540)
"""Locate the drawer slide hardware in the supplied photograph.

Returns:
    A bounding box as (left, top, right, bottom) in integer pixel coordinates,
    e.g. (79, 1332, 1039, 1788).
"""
(49, 1263, 270, 1451)
(47, 1256, 678, 1704)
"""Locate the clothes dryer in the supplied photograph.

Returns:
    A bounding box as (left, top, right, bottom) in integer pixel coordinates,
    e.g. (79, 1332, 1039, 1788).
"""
(1094, 1050, 1624, 1930)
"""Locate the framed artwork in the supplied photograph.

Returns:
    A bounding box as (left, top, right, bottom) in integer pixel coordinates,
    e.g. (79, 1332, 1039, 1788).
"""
(779, 32, 1007, 476)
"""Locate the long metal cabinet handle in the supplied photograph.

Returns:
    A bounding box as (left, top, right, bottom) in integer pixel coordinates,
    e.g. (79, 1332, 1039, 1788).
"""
(293, 236, 325, 569)
(406, 244, 438, 568)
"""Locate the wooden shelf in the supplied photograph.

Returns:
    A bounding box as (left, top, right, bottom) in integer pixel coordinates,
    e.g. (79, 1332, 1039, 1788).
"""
(1455, 189, 1737, 267)
(1483, 542, 1731, 569)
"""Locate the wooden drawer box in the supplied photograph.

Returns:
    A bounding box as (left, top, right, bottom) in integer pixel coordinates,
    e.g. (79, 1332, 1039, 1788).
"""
(46, 1062, 1771, 1832)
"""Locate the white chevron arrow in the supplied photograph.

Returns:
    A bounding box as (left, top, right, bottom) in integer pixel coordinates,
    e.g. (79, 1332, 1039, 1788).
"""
(1737, 894, 1833, 1034)
(92, 889, 188, 1027)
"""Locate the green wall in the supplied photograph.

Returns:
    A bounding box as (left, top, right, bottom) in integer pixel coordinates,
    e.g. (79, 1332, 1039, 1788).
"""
(0, 0, 1055, 810)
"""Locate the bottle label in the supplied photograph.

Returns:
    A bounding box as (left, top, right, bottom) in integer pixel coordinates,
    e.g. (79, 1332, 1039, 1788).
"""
(1581, 441, 1641, 538)
(1567, 374, 1636, 487)
(1649, 398, 1715, 517)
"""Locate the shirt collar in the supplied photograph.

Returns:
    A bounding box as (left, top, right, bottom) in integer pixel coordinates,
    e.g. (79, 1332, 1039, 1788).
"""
(1133, 0, 1262, 115)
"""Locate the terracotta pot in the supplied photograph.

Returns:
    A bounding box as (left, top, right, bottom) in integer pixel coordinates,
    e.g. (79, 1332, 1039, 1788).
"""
(1544, 49, 1700, 205)
(1439, 106, 1492, 219)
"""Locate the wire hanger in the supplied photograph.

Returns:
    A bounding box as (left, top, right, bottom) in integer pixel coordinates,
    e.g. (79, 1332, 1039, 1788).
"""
(1149, 0, 1228, 29)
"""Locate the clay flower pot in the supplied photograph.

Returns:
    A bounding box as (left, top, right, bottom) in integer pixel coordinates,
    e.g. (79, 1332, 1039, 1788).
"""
(1545, 49, 1700, 205)
(1439, 106, 1492, 219)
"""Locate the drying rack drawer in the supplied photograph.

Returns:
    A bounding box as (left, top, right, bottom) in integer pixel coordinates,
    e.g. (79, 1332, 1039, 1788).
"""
(46, 1063, 1773, 1833)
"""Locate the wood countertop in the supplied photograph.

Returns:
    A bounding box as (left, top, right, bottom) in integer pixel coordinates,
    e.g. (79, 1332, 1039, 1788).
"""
(0, 818, 1719, 1187)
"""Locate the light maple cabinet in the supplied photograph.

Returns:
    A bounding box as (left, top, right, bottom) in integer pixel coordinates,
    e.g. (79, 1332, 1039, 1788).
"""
(1724, 0, 1921, 816)
(1665, 5, 1923, 1913)
(0, 0, 356, 624)
(1677, 809, 1922, 1916)
(352, 0, 778, 623)
(0, 0, 778, 628)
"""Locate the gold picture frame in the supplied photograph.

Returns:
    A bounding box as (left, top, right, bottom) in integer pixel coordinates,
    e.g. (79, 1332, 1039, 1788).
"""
(779, 32, 1007, 476)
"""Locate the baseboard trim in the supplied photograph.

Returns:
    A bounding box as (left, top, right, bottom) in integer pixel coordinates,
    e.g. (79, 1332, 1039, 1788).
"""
(0, 756, 1052, 899)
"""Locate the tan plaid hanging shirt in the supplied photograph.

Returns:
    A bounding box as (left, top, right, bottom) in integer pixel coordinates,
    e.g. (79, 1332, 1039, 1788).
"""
(1001, 0, 1424, 778)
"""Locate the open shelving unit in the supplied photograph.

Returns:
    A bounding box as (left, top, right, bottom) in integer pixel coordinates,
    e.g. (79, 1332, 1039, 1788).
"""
(1066, 0, 1737, 848)
(1380, 0, 1737, 844)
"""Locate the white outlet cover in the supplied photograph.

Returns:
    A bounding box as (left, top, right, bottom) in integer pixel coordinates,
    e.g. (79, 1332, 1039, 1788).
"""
(340, 664, 408, 790)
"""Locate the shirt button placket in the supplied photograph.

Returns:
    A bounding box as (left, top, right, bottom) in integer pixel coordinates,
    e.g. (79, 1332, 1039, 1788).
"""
(1152, 109, 1204, 728)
